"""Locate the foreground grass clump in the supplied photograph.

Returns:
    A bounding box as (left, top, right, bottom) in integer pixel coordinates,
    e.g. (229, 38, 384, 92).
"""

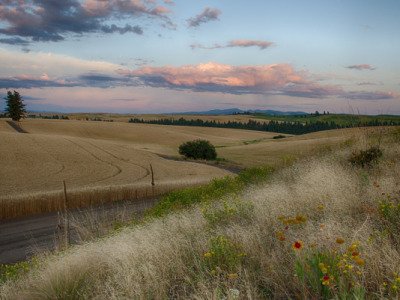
(349, 146, 383, 167)
(1, 131, 399, 299)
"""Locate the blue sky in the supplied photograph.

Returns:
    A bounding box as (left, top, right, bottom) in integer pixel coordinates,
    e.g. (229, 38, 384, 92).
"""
(0, 0, 399, 114)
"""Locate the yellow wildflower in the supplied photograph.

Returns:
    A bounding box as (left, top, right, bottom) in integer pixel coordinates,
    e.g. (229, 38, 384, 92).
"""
(203, 252, 213, 258)
(228, 273, 239, 280)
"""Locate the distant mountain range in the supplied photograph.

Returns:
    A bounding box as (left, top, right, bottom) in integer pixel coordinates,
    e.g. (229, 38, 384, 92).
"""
(168, 108, 308, 116)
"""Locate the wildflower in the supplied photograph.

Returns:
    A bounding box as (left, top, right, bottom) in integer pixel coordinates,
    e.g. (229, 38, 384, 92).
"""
(292, 240, 303, 250)
(321, 275, 332, 286)
(228, 273, 238, 280)
(348, 242, 358, 252)
(276, 231, 286, 241)
(203, 252, 213, 258)
(295, 215, 307, 223)
(354, 257, 365, 266)
(317, 204, 325, 211)
(319, 263, 328, 274)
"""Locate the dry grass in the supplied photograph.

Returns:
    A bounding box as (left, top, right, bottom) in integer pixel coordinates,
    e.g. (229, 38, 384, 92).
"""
(0, 180, 202, 220)
(1, 129, 399, 299)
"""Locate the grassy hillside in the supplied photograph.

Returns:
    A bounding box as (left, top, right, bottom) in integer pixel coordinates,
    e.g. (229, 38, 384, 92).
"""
(1, 128, 399, 299)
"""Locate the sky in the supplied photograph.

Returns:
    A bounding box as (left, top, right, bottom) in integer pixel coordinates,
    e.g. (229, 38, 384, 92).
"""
(0, 0, 399, 114)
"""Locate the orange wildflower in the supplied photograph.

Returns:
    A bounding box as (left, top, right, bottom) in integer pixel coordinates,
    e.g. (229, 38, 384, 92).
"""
(321, 274, 332, 286)
(292, 240, 303, 250)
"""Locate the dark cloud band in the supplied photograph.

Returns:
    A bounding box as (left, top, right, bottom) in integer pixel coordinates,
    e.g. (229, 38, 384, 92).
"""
(0, 0, 171, 43)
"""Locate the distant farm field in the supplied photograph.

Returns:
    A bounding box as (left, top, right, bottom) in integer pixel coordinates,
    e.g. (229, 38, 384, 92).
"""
(0, 118, 379, 219)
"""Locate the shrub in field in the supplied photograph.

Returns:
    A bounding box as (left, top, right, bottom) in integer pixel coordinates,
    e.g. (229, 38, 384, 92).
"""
(179, 139, 217, 160)
(349, 146, 382, 167)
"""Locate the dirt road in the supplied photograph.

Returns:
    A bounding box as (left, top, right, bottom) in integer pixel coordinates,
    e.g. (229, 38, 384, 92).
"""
(0, 198, 157, 264)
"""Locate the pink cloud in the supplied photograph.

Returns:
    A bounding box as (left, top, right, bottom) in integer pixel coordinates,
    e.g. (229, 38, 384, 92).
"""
(121, 62, 305, 92)
(119, 62, 396, 100)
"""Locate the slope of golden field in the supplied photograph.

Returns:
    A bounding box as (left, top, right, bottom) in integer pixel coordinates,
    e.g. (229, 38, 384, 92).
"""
(11, 119, 280, 156)
(0, 118, 368, 204)
(218, 128, 364, 167)
(0, 126, 232, 199)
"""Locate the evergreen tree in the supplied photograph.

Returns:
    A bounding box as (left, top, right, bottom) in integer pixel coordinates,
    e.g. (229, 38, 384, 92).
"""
(5, 90, 26, 121)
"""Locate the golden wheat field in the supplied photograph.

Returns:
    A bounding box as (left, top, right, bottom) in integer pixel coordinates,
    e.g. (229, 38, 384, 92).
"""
(0, 118, 366, 219)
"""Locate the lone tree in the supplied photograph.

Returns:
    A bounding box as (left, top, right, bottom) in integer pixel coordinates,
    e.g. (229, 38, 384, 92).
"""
(5, 90, 26, 121)
(179, 139, 217, 160)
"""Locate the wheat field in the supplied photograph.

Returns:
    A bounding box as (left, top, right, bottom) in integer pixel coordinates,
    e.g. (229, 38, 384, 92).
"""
(0, 119, 370, 219)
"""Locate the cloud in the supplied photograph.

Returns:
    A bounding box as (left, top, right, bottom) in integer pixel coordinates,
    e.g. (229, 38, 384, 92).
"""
(346, 64, 376, 71)
(357, 82, 380, 86)
(191, 39, 274, 50)
(0, 0, 172, 43)
(0, 48, 121, 78)
(187, 7, 221, 28)
(2, 57, 395, 102)
(0, 74, 72, 89)
(100, 24, 143, 35)
(0, 37, 30, 45)
(119, 62, 397, 101)
(341, 91, 395, 100)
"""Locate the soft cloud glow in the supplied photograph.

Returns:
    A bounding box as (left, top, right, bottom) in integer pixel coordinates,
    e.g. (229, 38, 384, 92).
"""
(0, 48, 121, 77)
(120, 62, 396, 100)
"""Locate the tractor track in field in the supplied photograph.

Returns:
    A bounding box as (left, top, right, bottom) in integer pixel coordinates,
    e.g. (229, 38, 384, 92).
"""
(27, 135, 66, 176)
(64, 138, 122, 182)
(85, 140, 151, 182)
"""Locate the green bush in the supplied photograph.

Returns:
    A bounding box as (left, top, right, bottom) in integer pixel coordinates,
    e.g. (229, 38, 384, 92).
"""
(349, 146, 382, 167)
(179, 139, 217, 160)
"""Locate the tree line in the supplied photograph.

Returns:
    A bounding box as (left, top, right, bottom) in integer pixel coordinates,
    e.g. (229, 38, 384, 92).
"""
(129, 117, 400, 135)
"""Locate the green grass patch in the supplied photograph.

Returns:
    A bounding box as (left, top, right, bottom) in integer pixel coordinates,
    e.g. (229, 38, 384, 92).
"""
(146, 166, 274, 218)
(0, 258, 39, 284)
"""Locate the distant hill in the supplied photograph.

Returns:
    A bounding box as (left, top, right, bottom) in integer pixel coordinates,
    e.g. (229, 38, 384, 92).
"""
(168, 108, 308, 116)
